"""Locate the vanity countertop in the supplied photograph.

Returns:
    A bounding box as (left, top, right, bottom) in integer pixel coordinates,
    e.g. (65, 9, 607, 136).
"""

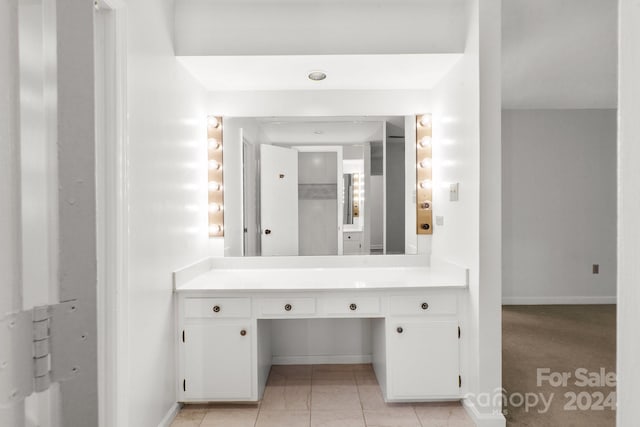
(175, 260, 468, 292)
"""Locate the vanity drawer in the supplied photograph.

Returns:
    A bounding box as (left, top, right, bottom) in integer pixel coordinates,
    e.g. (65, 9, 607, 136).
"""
(184, 297, 251, 318)
(343, 232, 362, 242)
(259, 298, 316, 316)
(389, 294, 457, 316)
(323, 296, 381, 315)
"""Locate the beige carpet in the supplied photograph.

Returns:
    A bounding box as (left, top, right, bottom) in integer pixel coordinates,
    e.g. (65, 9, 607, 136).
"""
(502, 305, 616, 427)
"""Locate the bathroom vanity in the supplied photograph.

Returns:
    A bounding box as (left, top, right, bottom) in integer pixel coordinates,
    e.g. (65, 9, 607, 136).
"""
(174, 256, 468, 403)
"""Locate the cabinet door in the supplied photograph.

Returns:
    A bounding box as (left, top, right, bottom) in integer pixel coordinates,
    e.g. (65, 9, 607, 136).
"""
(183, 322, 253, 400)
(388, 319, 459, 398)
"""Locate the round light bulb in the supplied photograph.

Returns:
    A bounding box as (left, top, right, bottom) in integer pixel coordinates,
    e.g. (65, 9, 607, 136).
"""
(207, 116, 220, 128)
(418, 136, 432, 148)
(419, 180, 432, 189)
(209, 224, 222, 234)
(208, 181, 222, 191)
(419, 115, 431, 127)
(419, 159, 432, 168)
(208, 138, 220, 150)
(208, 160, 221, 170)
(209, 203, 222, 213)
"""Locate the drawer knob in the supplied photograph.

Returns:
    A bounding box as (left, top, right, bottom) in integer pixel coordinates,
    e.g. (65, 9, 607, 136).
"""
(349, 303, 357, 311)
(396, 326, 403, 334)
(284, 303, 292, 311)
(240, 329, 247, 336)
(212, 305, 221, 313)
(421, 302, 429, 310)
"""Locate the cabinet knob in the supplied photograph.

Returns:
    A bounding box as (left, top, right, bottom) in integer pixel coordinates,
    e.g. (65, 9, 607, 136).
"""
(212, 305, 221, 313)
(421, 223, 431, 230)
(240, 329, 247, 336)
(284, 303, 292, 311)
(421, 302, 429, 310)
(349, 303, 357, 311)
(396, 326, 403, 334)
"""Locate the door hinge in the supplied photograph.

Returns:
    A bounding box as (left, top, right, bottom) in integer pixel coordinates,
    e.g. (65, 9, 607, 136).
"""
(182, 330, 185, 343)
(459, 375, 462, 388)
(458, 326, 461, 338)
(0, 300, 86, 407)
(183, 379, 186, 392)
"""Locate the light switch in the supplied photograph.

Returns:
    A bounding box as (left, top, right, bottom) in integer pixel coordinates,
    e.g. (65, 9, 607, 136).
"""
(436, 216, 444, 226)
(449, 183, 459, 201)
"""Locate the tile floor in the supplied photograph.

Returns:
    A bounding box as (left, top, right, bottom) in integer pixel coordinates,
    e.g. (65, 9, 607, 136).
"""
(171, 364, 474, 427)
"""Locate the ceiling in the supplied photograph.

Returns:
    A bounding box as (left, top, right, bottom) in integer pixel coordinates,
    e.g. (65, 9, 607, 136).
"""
(502, 0, 617, 109)
(179, 54, 462, 92)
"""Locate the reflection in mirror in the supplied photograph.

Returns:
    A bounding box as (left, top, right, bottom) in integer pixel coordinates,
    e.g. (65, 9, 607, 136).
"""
(224, 116, 417, 257)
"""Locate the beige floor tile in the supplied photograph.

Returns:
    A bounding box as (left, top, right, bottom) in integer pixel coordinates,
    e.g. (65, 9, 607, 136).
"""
(271, 365, 313, 378)
(313, 364, 357, 373)
(311, 384, 362, 411)
(173, 405, 207, 423)
(413, 403, 471, 423)
(310, 410, 365, 427)
(354, 371, 379, 385)
(170, 420, 201, 427)
(261, 382, 311, 410)
(357, 384, 387, 410)
(255, 410, 311, 427)
(363, 407, 421, 427)
(200, 406, 259, 427)
(419, 420, 475, 427)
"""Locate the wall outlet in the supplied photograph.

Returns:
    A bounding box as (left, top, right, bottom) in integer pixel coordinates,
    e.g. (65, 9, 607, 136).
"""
(592, 264, 599, 274)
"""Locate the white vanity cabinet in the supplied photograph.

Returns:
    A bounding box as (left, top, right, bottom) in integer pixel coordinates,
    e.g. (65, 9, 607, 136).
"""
(386, 319, 460, 398)
(175, 262, 468, 404)
(182, 321, 253, 400)
(179, 297, 255, 401)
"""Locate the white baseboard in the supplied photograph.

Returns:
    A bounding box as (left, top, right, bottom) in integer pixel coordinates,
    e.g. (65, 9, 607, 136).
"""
(502, 296, 616, 305)
(462, 399, 506, 427)
(158, 402, 181, 427)
(272, 354, 372, 365)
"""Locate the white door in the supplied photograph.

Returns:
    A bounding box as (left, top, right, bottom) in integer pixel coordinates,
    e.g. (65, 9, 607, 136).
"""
(388, 319, 460, 398)
(183, 322, 253, 400)
(260, 145, 299, 256)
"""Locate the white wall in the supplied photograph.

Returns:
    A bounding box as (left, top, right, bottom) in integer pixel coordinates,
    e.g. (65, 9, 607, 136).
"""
(502, 0, 617, 109)
(175, 0, 466, 56)
(617, 0, 640, 424)
(502, 110, 617, 304)
(124, 0, 210, 425)
(431, 0, 503, 423)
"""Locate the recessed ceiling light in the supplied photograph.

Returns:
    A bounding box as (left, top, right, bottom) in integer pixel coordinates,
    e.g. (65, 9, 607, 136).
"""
(308, 71, 327, 81)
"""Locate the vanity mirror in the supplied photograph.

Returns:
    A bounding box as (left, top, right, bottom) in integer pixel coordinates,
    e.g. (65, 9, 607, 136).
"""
(222, 116, 423, 257)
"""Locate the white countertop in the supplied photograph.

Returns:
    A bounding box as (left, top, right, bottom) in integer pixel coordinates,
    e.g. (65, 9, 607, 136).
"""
(175, 261, 468, 292)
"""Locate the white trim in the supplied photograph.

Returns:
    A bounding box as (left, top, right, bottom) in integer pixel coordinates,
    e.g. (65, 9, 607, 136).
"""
(157, 403, 181, 427)
(462, 399, 506, 427)
(502, 296, 617, 305)
(272, 355, 372, 365)
(95, 1, 128, 427)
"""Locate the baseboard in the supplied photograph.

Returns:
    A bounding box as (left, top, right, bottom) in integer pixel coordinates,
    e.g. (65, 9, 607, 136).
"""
(462, 399, 506, 427)
(158, 402, 181, 427)
(272, 354, 372, 365)
(502, 296, 616, 305)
